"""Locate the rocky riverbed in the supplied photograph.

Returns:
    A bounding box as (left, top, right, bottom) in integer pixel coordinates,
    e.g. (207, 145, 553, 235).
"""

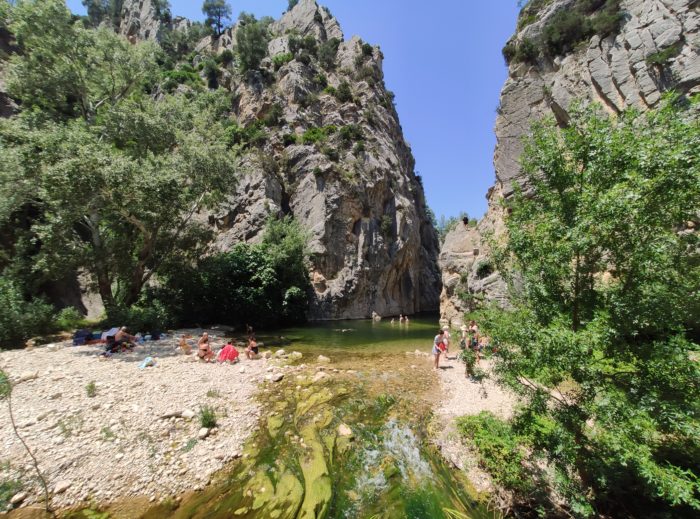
(0, 332, 299, 512)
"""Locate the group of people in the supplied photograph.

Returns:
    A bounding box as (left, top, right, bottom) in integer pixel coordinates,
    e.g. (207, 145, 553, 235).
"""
(433, 320, 480, 369)
(194, 329, 260, 364)
(390, 314, 410, 324)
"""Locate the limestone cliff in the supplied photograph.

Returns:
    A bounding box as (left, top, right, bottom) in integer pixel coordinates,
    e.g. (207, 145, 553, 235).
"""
(119, 0, 441, 320)
(440, 0, 700, 326)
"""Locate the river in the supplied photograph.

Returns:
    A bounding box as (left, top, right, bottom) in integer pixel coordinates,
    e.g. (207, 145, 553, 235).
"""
(70, 316, 498, 519)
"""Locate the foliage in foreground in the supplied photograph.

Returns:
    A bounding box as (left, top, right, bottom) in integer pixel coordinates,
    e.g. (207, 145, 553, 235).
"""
(473, 96, 700, 517)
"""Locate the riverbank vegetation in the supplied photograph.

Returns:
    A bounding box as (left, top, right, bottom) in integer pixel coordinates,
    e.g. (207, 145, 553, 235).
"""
(460, 96, 700, 517)
(0, 0, 311, 348)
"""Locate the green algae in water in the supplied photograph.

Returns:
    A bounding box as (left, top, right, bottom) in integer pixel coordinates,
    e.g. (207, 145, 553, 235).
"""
(160, 369, 496, 519)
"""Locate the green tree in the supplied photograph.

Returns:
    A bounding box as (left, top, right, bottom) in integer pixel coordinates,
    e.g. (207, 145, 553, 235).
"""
(235, 12, 269, 73)
(287, 0, 299, 12)
(480, 97, 700, 516)
(202, 0, 231, 37)
(81, 0, 125, 29)
(1, 0, 238, 309)
(8, 0, 159, 120)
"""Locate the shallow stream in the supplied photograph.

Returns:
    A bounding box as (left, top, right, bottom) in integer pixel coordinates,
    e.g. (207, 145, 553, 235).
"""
(84, 317, 496, 519)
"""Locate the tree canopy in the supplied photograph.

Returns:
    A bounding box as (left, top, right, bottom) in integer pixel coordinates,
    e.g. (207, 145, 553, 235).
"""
(475, 96, 700, 517)
(1, 0, 238, 313)
(202, 0, 231, 37)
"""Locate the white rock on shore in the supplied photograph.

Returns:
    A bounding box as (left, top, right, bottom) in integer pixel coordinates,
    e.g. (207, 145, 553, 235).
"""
(0, 330, 268, 510)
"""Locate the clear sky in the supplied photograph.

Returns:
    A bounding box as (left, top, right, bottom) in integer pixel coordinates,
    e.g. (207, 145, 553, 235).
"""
(66, 1, 520, 220)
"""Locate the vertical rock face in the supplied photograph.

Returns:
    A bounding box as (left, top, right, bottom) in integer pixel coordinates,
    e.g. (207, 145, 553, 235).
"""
(440, 0, 700, 324)
(119, 0, 442, 319)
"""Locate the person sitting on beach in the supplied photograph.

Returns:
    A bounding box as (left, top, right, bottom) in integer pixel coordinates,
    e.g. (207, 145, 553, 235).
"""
(433, 329, 446, 369)
(245, 336, 259, 360)
(218, 340, 240, 363)
(197, 332, 215, 362)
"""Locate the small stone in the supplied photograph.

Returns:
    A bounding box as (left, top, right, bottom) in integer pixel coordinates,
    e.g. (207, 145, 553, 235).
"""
(198, 427, 210, 440)
(338, 423, 353, 437)
(10, 491, 27, 506)
(239, 367, 247, 374)
(182, 409, 195, 420)
(18, 371, 39, 382)
(290, 351, 303, 360)
(317, 355, 331, 363)
(261, 351, 272, 359)
(271, 373, 284, 382)
(312, 372, 328, 383)
(49, 392, 62, 400)
(274, 349, 286, 358)
(54, 480, 72, 494)
(116, 453, 124, 460)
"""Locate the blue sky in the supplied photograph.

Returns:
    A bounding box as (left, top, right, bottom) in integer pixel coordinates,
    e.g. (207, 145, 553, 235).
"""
(67, 1, 520, 220)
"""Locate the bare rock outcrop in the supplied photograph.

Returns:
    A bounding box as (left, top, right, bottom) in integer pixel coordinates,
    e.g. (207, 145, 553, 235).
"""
(440, 0, 700, 321)
(119, 0, 441, 319)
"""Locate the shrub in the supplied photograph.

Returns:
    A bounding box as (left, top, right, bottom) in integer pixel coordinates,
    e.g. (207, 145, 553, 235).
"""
(86, 381, 97, 398)
(287, 0, 299, 11)
(322, 146, 339, 162)
(54, 307, 84, 331)
(199, 406, 217, 428)
(313, 73, 328, 89)
(282, 132, 298, 146)
(225, 121, 267, 148)
(380, 214, 393, 237)
(335, 81, 353, 103)
(104, 300, 174, 334)
(158, 217, 310, 329)
(322, 85, 336, 96)
(646, 44, 682, 66)
(457, 412, 533, 493)
(202, 58, 220, 89)
(505, 0, 623, 64)
(298, 93, 318, 109)
(353, 141, 365, 155)
(236, 15, 269, 73)
(339, 124, 363, 146)
(263, 103, 284, 127)
(272, 52, 294, 70)
(475, 261, 494, 279)
(217, 49, 235, 66)
(0, 277, 54, 349)
(361, 42, 374, 57)
(0, 477, 23, 512)
(296, 51, 311, 66)
(516, 38, 539, 64)
(301, 126, 335, 145)
(161, 65, 203, 92)
(288, 34, 317, 57)
(318, 37, 341, 69)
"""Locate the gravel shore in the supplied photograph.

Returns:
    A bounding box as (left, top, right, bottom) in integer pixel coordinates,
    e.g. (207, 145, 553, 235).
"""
(432, 353, 519, 495)
(0, 331, 285, 512)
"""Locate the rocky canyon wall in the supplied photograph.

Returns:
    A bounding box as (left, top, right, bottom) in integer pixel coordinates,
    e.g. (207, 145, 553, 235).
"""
(440, 0, 699, 327)
(119, 0, 442, 320)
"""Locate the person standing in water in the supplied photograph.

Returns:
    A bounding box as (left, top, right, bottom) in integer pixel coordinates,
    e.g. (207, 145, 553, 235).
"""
(433, 329, 446, 369)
